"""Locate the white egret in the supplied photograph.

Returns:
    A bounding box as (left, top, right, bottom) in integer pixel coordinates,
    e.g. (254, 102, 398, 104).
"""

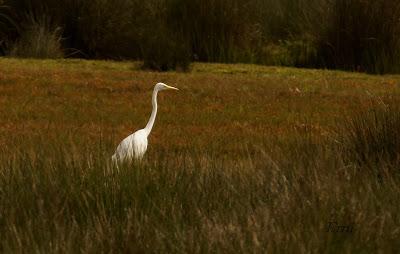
(112, 82, 178, 163)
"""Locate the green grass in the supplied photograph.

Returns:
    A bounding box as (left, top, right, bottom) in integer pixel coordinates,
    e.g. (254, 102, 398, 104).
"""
(0, 58, 399, 253)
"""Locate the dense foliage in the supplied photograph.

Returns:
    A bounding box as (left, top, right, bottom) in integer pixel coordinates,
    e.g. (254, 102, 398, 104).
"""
(1, 0, 400, 72)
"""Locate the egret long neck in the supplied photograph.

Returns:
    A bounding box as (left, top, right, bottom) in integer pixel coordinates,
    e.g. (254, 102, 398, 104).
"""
(144, 88, 158, 135)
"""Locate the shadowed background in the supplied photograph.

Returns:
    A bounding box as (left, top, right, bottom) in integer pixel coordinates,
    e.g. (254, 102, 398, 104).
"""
(1, 0, 400, 73)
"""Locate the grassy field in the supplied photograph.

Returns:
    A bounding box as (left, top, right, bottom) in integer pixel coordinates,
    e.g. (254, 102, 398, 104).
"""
(0, 58, 399, 253)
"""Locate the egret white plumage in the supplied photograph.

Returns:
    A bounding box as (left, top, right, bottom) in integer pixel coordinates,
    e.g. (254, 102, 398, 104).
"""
(112, 82, 178, 163)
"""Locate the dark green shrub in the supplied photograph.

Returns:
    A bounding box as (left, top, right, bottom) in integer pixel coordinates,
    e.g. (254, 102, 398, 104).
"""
(3, 0, 144, 59)
(139, 0, 192, 71)
(168, 0, 263, 63)
(261, 38, 318, 67)
(307, 0, 400, 73)
(0, 3, 18, 54)
(70, 0, 139, 58)
(141, 26, 191, 72)
(3, 0, 400, 73)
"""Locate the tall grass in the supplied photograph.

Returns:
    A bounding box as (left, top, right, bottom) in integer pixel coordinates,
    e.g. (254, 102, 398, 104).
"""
(0, 3, 17, 54)
(339, 97, 400, 175)
(139, 0, 191, 71)
(168, 0, 263, 63)
(305, 0, 400, 74)
(0, 57, 399, 252)
(0, 124, 399, 252)
(9, 14, 63, 58)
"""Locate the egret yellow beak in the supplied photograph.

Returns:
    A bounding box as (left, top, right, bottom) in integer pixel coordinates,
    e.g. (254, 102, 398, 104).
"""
(166, 85, 179, 90)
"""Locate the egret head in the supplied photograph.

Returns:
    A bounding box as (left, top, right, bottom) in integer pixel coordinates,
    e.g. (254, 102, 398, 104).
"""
(155, 82, 179, 91)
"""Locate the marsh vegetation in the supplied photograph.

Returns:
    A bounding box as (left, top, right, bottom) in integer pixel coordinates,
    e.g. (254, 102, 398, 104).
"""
(1, 0, 400, 73)
(0, 59, 399, 252)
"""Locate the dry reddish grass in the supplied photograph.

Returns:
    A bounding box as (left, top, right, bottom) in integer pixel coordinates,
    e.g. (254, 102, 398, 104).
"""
(1, 58, 399, 153)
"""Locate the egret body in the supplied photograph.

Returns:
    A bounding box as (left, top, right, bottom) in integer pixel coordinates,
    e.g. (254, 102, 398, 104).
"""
(112, 83, 178, 163)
